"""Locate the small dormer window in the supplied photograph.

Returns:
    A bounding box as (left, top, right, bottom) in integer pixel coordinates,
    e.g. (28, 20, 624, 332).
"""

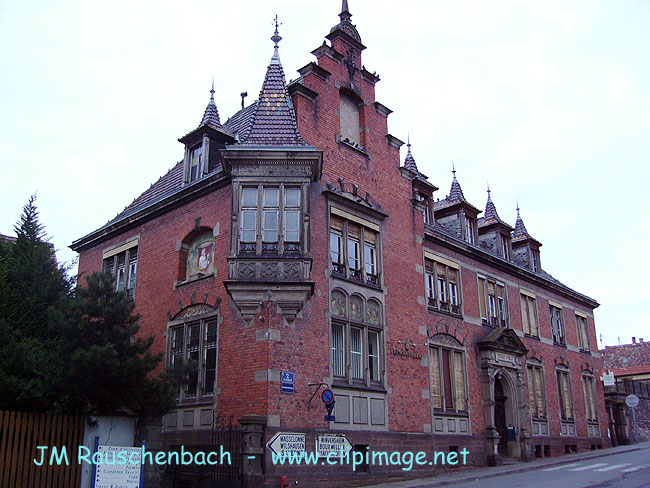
(502, 235, 509, 260)
(189, 145, 203, 182)
(531, 250, 538, 272)
(465, 217, 474, 244)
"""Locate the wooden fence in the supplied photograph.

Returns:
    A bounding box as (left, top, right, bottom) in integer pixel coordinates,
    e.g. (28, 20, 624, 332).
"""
(0, 411, 85, 488)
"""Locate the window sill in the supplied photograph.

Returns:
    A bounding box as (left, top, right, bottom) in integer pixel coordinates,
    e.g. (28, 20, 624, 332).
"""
(579, 349, 592, 355)
(432, 409, 469, 418)
(524, 333, 541, 341)
(427, 306, 463, 320)
(174, 397, 214, 408)
(553, 341, 567, 348)
(336, 135, 370, 158)
(330, 270, 383, 291)
(531, 416, 548, 421)
(332, 379, 386, 393)
(174, 272, 215, 289)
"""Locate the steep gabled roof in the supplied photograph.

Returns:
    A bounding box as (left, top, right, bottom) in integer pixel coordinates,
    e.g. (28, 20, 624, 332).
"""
(238, 24, 307, 147)
(512, 206, 538, 243)
(200, 83, 222, 128)
(403, 138, 418, 172)
(479, 187, 513, 230)
(224, 101, 257, 142)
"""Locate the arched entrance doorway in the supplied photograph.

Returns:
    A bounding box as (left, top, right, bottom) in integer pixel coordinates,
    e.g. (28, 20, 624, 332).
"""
(494, 378, 507, 455)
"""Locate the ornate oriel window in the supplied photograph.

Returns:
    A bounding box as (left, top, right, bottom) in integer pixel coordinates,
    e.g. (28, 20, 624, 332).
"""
(425, 255, 461, 315)
(330, 289, 383, 385)
(238, 184, 303, 256)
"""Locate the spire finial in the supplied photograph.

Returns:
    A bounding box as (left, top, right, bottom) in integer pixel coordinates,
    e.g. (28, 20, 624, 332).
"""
(487, 181, 491, 199)
(516, 199, 520, 217)
(407, 133, 411, 149)
(452, 161, 457, 179)
(340, 0, 352, 21)
(270, 15, 282, 64)
(210, 77, 215, 100)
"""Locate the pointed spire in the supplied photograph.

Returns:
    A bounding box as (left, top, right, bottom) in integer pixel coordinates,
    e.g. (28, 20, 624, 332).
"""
(239, 19, 306, 147)
(200, 81, 221, 128)
(448, 163, 465, 202)
(483, 183, 501, 223)
(340, 0, 352, 22)
(403, 135, 418, 172)
(271, 15, 282, 65)
(512, 203, 532, 241)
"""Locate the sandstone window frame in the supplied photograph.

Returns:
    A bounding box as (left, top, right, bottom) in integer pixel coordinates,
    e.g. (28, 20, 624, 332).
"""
(424, 252, 462, 316)
(330, 289, 384, 388)
(236, 183, 305, 257)
(520, 290, 540, 338)
(428, 335, 469, 415)
(168, 313, 219, 403)
(526, 361, 547, 419)
(102, 236, 139, 300)
(478, 275, 508, 327)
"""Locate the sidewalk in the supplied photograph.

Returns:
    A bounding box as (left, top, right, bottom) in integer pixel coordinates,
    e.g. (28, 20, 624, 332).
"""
(369, 442, 650, 488)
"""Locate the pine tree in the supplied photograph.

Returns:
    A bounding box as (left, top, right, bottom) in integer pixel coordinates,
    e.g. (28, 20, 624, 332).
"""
(0, 196, 73, 412)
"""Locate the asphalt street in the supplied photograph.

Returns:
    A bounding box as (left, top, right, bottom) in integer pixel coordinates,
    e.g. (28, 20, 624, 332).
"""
(449, 447, 650, 488)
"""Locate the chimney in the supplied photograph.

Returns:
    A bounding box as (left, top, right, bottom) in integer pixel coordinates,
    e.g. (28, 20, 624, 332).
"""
(633, 337, 636, 343)
(640, 338, 644, 343)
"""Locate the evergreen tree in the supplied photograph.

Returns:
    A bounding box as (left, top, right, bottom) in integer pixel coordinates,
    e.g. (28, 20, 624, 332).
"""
(0, 196, 73, 412)
(0, 196, 176, 418)
(60, 272, 176, 418)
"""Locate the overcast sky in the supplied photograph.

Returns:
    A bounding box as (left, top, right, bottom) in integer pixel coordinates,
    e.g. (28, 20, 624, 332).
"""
(1, 0, 648, 347)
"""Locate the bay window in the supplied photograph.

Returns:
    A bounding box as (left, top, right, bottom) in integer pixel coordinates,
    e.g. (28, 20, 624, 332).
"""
(330, 211, 380, 286)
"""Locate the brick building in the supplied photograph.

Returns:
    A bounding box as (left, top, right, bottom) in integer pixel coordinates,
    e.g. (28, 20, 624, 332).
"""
(71, 2, 609, 486)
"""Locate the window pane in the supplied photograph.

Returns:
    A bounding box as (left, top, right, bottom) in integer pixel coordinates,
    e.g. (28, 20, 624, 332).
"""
(350, 327, 363, 380)
(263, 211, 278, 242)
(332, 323, 345, 377)
(453, 351, 466, 411)
(368, 331, 380, 382)
(442, 349, 453, 410)
(285, 188, 300, 207)
(429, 348, 442, 409)
(478, 278, 487, 319)
(264, 187, 279, 207)
(242, 187, 257, 207)
(364, 243, 376, 275)
(241, 210, 256, 242)
(330, 232, 342, 265)
(204, 347, 216, 395)
(284, 210, 299, 242)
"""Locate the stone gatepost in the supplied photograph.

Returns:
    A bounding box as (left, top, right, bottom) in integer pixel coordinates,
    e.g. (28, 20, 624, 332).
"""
(239, 415, 266, 488)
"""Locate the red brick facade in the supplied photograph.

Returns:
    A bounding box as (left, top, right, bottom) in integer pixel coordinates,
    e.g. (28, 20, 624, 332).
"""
(71, 4, 609, 486)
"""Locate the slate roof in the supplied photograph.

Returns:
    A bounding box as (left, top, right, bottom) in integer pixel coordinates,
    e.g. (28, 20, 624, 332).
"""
(403, 139, 418, 172)
(224, 102, 257, 142)
(512, 208, 536, 242)
(238, 44, 307, 147)
(433, 169, 478, 211)
(200, 90, 222, 128)
(478, 189, 513, 229)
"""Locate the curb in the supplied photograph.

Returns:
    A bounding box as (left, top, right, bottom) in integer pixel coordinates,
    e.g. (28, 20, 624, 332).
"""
(373, 444, 648, 488)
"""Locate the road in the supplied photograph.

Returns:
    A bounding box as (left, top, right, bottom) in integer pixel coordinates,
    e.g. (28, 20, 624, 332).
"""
(451, 447, 650, 488)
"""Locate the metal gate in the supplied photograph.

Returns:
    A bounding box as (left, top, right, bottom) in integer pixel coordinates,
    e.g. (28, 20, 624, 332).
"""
(166, 413, 243, 488)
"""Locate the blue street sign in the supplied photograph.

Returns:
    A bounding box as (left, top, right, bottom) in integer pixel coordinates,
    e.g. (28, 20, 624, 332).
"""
(324, 415, 335, 422)
(281, 371, 294, 394)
